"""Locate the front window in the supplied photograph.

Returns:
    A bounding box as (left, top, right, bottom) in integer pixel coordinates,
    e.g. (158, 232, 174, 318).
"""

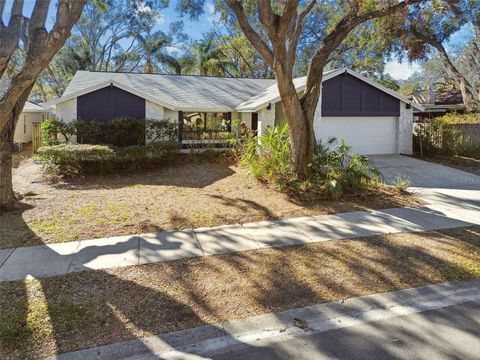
(182, 112, 230, 140)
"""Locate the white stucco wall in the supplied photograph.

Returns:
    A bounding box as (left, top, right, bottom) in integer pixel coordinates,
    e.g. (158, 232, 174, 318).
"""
(398, 102, 413, 154)
(258, 106, 275, 136)
(14, 112, 45, 143)
(55, 98, 77, 123)
(145, 101, 164, 120)
(164, 108, 178, 123)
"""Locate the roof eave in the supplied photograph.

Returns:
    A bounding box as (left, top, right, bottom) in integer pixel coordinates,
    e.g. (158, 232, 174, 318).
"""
(44, 79, 177, 111)
(22, 105, 47, 112)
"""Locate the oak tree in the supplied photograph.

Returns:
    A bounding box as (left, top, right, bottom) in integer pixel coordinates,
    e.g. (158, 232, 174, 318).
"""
(223, 0, 424, 176)
(0, 0, 87, 211)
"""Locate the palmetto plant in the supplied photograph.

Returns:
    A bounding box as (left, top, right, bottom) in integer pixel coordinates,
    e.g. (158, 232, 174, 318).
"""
(242, 124, 291, 180)
(136, 31, 181, 74)
(236, 125, 381, 199)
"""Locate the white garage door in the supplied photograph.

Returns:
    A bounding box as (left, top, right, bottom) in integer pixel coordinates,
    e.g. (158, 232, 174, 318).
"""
(317, 116, 398, 155)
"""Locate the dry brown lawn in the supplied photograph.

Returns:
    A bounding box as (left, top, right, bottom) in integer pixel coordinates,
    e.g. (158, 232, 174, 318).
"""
(1, 226, 479, 359)
(1, 158, 422, 249)
(12, 142, 32, 168)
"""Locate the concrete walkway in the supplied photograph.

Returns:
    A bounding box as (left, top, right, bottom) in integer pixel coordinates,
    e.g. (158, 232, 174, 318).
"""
(0, 205, 476, 282)
(45, 280, 480, 360)
(1, 155, 479, 282)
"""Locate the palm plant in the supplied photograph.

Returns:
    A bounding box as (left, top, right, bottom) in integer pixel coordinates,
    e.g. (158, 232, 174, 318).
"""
(136, 31, 181, 74)
(180, 37, 234, 76)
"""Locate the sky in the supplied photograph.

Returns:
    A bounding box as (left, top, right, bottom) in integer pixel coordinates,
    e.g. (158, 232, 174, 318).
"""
(2, 0, 474, 81)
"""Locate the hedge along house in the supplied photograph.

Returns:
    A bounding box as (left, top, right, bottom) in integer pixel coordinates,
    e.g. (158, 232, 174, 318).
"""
(47, 68, 423, 154)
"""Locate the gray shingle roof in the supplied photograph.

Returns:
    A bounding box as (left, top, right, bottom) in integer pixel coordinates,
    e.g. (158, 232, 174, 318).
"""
(62, 71, 276, 111)
(53, 68, 421, 112)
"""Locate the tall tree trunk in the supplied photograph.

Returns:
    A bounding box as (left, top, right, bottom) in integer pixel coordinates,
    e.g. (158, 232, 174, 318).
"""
(0, 0, 86, 211)
(0, 86, 30, 212)
(274, 69, 316, 177)
(0, 121, 16, 212)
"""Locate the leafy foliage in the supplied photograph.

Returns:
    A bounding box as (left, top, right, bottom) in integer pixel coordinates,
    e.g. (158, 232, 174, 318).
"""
(37, 144, 115, 176)
(76, 117, 146, 146)
(37, 141, 180, 177)
(41, 119, 76, 146)
(238, 124, 382, 199)
(146, 120, 179, 142)
(44, 118, 179, 147)
(436, 113, 480, 124)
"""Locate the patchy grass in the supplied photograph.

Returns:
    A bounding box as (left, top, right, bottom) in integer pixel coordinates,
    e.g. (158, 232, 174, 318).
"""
(393, 176, 412, 192)
(2, 159, 423, 250)
(420, 155, 480, 176)
(1, 226, 479, 359)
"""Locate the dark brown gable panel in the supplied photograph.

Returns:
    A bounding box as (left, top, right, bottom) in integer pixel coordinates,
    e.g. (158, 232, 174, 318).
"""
(322, 73, 400, 116)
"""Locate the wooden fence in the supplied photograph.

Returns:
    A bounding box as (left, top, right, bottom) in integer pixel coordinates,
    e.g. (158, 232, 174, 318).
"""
(32, 122, 42, 153)
(453, 124, 480, 148)
(413, 122, 480, 156)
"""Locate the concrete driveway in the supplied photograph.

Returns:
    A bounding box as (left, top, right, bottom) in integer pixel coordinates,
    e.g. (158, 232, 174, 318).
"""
(370, 155, 480, 190)
(370, 155, 480, 225)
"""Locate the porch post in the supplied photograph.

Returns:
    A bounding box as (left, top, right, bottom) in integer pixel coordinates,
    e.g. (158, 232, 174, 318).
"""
(227, 112, 232, 132)
(178, 111, 183, 142)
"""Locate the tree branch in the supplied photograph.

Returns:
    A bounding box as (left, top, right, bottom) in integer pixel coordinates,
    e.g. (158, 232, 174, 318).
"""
(224, 0, 274, 66)
(0, 0, 25, 77)
(305, 0, 424, 103)
(0, 0, 87, 134)
(289, 0, 316, 66)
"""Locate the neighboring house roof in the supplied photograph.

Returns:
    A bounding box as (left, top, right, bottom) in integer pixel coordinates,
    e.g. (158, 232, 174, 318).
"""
(23, 100, 46, 112)
(411, 89, 464, 106)
(47, 68, 423, 112)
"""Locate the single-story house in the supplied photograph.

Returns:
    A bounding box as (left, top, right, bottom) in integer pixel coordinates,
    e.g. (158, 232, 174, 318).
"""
(14, 101, 48, 143)
(46, 68, 422, 155)
(410, 87, 465, 121)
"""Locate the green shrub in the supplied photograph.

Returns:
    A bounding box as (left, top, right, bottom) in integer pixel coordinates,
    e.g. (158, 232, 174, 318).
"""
(43, 118, 179, 147)
(146, 119, 178, 142)
(436, 113, 480, 124)
(310, 140, 382, 199)
(76, 117, 146, 146)
(37, 144, 114, 176)
(38, 142, 180, 176)
(41, 119, 76, 145)
(236, 125, 381, 199)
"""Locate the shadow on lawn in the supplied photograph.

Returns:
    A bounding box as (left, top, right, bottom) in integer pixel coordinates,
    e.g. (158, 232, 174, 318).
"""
(0, 204, 43, 248)
(49, 160, 236, 191)
(1, 227, 479, 359)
